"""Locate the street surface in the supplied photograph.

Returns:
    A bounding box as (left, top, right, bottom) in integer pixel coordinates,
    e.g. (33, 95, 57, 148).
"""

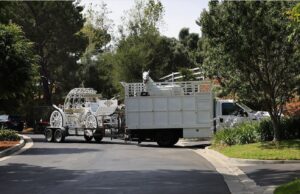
(0, 134, 230, 194)
(241, 163, 300, 187)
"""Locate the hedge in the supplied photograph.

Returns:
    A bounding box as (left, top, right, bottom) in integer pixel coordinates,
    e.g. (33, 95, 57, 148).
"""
(0, 129, 20, 141)
(213, 116, 300, 146)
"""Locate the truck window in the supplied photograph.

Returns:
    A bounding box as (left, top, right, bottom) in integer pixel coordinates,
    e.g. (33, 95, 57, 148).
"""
(222, 102, 240, 115)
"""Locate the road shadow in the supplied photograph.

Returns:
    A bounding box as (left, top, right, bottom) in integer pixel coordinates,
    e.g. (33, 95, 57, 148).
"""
(19, 147, 101, 155)
(28, 134, 210, 149)
(242, 167, 300, 186)
(0, 163, 230, 194)
(28, 134, 135, 145)
(138, 143, 210, 149)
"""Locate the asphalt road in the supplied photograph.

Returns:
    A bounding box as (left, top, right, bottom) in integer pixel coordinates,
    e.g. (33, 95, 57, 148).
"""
(0, 134, 230, 194)
(241, 163, 300, 187)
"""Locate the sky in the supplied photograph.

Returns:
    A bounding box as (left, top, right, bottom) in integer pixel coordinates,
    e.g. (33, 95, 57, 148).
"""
(80, 0, 210, 39)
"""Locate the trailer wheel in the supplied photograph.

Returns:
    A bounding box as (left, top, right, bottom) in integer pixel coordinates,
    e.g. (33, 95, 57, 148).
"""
(84, 135, 93, 142)
(45, 129, 54, 142)
(54, 129, 65, 143)
(85, 114, 98, 128)
(156, 132, 177, 147)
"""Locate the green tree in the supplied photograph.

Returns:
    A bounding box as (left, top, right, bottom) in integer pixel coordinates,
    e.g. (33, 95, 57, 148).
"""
(198, 1, 300, 141)
(287, 2, 300, 22)
(178, 28, 202, 68)
(112, 0, 166, 87)
(113, 0, 198, 90)
(179, 68, 197, 81)
(0, 23, 37, 113)
(1, 1, 87, 105)
(119, 0, 164, 37)
(79, 3, 116, 98)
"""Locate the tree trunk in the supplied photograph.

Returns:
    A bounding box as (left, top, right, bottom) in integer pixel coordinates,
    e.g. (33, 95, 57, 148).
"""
(41, 77, 52, 105)
(40, 60, 52, 106)
(270, 115, 280, 142)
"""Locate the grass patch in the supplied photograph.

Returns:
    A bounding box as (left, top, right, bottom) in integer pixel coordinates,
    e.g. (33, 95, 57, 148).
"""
(274, 179, 300, 194)
(212, 139, 300, 160)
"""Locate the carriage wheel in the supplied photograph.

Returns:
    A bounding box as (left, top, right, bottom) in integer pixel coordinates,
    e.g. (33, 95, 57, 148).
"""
(50, 110, 63, 128)
(85, 114, 97, 129)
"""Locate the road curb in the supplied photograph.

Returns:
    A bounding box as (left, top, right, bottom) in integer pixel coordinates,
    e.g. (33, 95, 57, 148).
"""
(0, 135, 26, 158)
(194, 148, 265, 194)
(206, 147, 300, 165)
(202, 147, 278, 194)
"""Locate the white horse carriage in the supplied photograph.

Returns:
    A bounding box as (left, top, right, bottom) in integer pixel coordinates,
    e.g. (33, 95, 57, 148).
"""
(45, 88, 121, 143)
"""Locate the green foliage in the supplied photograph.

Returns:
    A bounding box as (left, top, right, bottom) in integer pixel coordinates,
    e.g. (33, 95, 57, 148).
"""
(213, 139, 300, 160)
(112, 0, 202, 95)
(179, 68, 197, 81)
(275, 178, 300, 194)
(258, 117, 300, 141)
(214, 117, 300, 146)
(0, 23, 38, 113)
(79, 3, 115, 98)
(178, 28, 203, 67)
(213, 122, 260, 146)
(287, 3, 300, 22)
(1, 1, 88, 105)
(120, 0, 164, 37)
(0, 129, 20, 141)
(112, 0, 174, 93)
(83, 53, 117, 98)
(198, 1, 300, 141)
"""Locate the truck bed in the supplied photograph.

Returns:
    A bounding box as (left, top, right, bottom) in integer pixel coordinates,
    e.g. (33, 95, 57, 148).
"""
(125, 93, 213, 138)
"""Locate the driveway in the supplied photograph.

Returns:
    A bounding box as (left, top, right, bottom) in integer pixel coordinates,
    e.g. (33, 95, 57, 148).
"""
(0, 134, 230, 194)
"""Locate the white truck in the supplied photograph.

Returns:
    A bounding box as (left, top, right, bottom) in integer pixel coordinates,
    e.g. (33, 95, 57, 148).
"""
(122, 72, 269, 147)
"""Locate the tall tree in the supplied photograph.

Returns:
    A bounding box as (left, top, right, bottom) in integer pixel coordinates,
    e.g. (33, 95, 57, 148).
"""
(178, 28, 202, 68)
(79, 3, 115, 98)
(198, 1, 300, 141)
(112, 0, 166, 87)
(0, 23, 37, 113)
(119, 0, 164, 37)
(1, 1, 87, 105)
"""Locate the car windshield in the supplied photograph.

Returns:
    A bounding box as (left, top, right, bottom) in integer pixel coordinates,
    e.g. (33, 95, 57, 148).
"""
(237, 103, 255, 113)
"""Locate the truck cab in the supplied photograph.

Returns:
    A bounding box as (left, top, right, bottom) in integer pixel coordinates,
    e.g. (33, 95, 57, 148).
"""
(215, 99, 269, 129)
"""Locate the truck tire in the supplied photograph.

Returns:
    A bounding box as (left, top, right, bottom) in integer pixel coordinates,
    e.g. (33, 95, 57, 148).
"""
(156, 132, 177, 147)
(54, 129, 65, 143)
(45, 129, 54, 142)
(94, 135, 103, 143)
(171, 136, 179, 145)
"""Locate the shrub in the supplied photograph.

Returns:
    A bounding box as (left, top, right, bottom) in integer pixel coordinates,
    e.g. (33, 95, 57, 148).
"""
(280, 117, 300, 140)
(213, 122, 260, 146)
(213, 116, 300, 146)
(258, 117, 300, 141)
(0, 129, 20, 141)
(256, 119, 274, 141)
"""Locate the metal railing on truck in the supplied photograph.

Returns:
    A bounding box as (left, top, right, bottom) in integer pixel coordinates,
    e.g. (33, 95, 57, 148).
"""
(121, 81, 212, 97)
